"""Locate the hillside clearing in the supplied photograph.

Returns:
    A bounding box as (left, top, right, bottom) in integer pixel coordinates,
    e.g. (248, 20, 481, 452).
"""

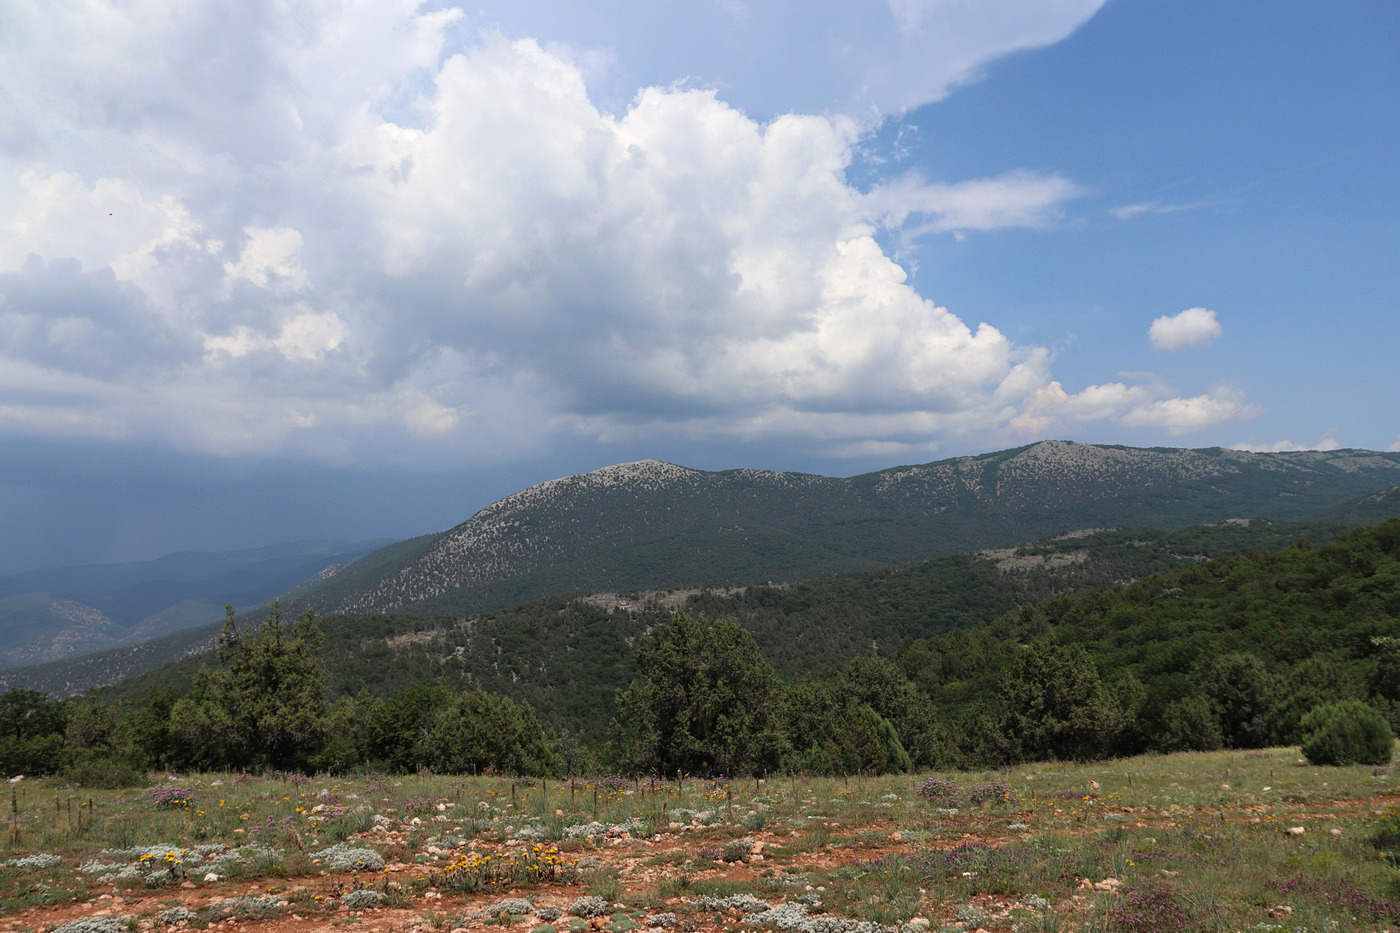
(2, 750, 1400, 932)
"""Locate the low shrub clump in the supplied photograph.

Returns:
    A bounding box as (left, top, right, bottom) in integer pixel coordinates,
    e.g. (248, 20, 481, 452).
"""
(915, 778, 962, 808)
(311, 844, 385, 872)
(149, 785, 195, 809)
(439, 845, 576, 891)
(1300, 700, 1394, 765)
(481, 897, 535, 917)
(340, 889, 384, 909)
(568, 895, 610, 917)
(3, 853, 60, 869)
(966, 780, 1011, 805)
(916, 777, 1010, 808)
(54, 919, 128, 933)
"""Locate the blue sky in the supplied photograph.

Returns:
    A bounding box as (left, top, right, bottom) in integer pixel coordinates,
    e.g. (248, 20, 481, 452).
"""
(1, 0, 1396, 572)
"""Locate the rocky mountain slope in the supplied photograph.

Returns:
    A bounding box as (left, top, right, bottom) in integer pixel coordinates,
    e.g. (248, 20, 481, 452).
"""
(6, 441, 1399, 698)
(296, 441, 1400, 618)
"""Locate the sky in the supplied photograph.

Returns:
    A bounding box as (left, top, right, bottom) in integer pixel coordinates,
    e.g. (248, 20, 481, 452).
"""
(2, 0, 1397, 573)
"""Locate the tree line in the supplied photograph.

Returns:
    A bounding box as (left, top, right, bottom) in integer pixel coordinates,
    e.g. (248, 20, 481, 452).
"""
(5, 518, 1400, 783)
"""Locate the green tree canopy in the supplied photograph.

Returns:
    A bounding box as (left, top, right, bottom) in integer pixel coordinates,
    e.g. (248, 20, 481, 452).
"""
(1202, 652, 1276, 748)
(418, 688, 562, 777)
(999, 640, 1126, 761)
(610, 612, 784, 776)
(184, 601, 328, 770)
(0, 688, 66, 776)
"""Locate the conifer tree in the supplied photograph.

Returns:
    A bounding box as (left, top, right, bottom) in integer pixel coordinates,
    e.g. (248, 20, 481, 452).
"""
(188, 601, 327, 769)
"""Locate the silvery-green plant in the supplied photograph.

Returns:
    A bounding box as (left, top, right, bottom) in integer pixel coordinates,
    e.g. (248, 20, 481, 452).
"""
(3, 853, 60, 869)
(341, 889, 384, 909)
(54, 920, 127, 933)
(310, 844, 384, 871)
(568, 896, 610, 918)
(698, 893, 771, 914)
(482, 897, 534, 916)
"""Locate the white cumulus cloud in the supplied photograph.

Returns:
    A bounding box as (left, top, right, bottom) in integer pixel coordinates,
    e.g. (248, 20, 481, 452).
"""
(1120, 387, 1260, 435)
(1149, 307, 1224, 352)
(222, 228, 311, 294)
(0, 0, 1252, 467)
(1009, 381, 1260, 438)
(1233, 434, 1342, 453)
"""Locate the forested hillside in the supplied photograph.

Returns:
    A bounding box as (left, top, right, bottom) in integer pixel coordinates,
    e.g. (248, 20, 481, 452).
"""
(892, 517, 1400, 763)
(102, 517, 1358, 739)
(4, 519, 1399, 782)
(7, 446, 1397, 699)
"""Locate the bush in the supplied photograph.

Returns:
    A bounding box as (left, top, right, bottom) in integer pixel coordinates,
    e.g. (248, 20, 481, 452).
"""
(340, 889, 383, 909)
(1300, 700, 1394, 766)
(4, 853, 61, 869)
(915, 777, 963, 807)
(54, 920, 127, 933)
(966, 780, 1011, 805)
(149, 785, 195, 808)
(309, 844, 384, 872)
(568, 896, 610, 918)
(62, 755, 145, 789)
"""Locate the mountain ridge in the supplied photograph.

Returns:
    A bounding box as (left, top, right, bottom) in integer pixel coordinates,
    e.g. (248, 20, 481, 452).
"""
(298, 441, 1400, 617)
(5, 441, 1400, 698)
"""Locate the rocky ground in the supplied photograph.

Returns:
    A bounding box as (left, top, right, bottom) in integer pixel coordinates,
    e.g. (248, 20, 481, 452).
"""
(3, 751, 1399, 933)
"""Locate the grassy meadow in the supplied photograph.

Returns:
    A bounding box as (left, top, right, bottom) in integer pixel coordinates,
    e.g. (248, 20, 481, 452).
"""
(2, 749, 1400, 932)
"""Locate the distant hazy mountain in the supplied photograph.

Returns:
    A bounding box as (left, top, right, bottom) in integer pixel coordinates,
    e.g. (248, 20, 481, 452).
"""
(294, 441, 1400, 618)
(0, 539, 394, 670)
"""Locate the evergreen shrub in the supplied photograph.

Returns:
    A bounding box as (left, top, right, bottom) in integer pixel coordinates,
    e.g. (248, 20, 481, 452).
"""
(1299, 700, 1394, 766)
